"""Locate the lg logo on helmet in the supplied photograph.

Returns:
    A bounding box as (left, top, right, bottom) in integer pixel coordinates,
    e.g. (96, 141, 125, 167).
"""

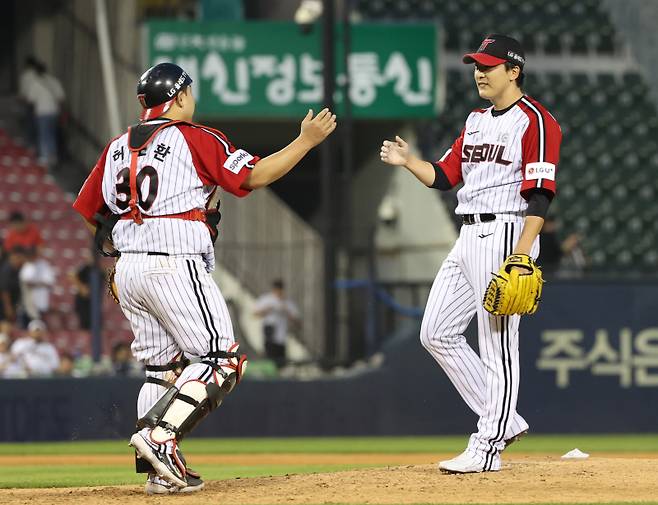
(167, 72, 188, 98)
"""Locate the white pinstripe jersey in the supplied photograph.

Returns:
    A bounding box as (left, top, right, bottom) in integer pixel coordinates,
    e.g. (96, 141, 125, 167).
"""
(435, 96, 561, 215)
(74, 119, 260, 270)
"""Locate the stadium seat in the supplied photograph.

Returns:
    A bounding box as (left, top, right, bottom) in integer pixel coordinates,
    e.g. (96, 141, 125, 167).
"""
(358, 0, 619, 54)
(0, 128, 133, 352)
(357, 1, 647, 274)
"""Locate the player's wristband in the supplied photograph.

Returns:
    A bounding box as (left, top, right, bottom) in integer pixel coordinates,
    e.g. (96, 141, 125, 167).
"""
(431, 163, 452, 190)
(526, 188, 553, 218)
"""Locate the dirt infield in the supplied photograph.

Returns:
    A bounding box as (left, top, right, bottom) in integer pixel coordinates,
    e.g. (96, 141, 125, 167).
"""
(1, 454, 657, 504)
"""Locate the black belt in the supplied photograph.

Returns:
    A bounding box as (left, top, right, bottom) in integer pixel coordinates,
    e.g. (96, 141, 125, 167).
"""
(461, 213, 496, 225)
(147, 252, 169, 256)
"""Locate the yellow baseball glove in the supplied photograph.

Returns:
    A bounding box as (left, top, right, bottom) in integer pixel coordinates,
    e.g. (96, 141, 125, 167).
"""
(483, 254, 544, 316)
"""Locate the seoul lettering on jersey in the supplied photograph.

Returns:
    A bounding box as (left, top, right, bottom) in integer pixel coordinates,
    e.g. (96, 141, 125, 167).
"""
(461, 143, 512, 165)
(433, 96, 562, 215)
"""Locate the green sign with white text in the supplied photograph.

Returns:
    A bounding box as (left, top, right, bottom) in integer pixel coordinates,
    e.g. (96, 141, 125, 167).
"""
(145, 21, 439, 119)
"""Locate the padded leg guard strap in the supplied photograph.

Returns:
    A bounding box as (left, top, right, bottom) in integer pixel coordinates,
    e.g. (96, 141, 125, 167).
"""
(174, 381, 228, 438)
(150, 369, 242, 443)
(137, 384, 179, 430)
(148, 345, 248, 444)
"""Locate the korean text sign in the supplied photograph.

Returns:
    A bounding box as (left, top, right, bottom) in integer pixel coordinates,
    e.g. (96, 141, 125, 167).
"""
(145, 21, 439, 118)
(515, 281, 658, 431)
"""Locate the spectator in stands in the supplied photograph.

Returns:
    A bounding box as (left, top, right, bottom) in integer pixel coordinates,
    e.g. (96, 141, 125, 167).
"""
(253, 279, 300, 367)
(560, 239, 588, 277)
(55, 352, 75, 377)
(0, 332, 28, 378)
(0, 246, 27, 330)
(19, 56, 40, 104)
(0, 332, 11, 377)
(3, 211, 43, 255)
(539, 216, 587, 278)
(538, 216, 562, 275)
(22, 60, 65, 168)
(111, 342, 142, 377)
(69, 252, 104, 330)
(19, 248, 55, 322)
(9, 319, 60, 377)
(18, 56, 40, 148)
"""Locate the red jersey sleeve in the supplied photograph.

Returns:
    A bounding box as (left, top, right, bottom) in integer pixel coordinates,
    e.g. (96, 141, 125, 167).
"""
(178, 124, 260, 198)
(432, 128, 465, 188)
(72, 141, 112, 223)
(519, 98, 562, 199)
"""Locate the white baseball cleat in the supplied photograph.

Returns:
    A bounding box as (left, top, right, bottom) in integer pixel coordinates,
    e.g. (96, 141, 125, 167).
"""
(145, 473, 205, 495)
(438, 450, 501, 474)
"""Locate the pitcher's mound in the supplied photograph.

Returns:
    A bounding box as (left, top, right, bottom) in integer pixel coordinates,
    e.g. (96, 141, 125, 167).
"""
(1, 457, 657, 504)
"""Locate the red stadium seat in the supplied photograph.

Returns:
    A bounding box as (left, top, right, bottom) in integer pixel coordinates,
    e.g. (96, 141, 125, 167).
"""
(0, 127, 133, 348)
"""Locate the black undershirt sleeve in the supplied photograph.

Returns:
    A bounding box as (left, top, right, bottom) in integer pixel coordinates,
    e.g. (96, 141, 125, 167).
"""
(526, 188, 553, 218)
(431, 163, 452, 190)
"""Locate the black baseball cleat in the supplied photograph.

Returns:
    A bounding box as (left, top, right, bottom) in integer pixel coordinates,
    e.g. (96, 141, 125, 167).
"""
(144, 450, 204, 494)
(130, 431, 188, 488)
(503, 429, 528, 450)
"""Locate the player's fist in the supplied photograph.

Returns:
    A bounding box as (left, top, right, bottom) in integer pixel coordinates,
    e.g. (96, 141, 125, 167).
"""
(380, 136, 409, 166)
(300, 108, 337, 148)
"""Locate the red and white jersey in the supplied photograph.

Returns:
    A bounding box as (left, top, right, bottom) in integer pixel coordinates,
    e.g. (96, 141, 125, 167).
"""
(435, 95, 561, 215)
(73, 119, 260, 270)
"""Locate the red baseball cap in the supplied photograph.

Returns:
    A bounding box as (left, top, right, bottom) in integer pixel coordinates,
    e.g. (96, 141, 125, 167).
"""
(463, 34, 526, 68)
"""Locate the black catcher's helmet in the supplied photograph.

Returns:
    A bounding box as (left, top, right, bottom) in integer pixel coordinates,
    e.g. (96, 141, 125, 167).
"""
(136, 63, 193, 121)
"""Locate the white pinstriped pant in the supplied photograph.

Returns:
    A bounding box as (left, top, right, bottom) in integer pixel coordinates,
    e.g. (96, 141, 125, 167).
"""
(114, 253, 235, 418)
(420, 217, 539, 468)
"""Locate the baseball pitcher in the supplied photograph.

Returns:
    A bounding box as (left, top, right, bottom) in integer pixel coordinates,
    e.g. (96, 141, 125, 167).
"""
(380, 35, 561, 473)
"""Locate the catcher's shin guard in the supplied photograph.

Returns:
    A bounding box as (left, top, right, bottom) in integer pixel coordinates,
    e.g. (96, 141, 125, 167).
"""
(137, 383, 178, 430)
(148, 346, 247, 443)
(170, 380, 227, 438)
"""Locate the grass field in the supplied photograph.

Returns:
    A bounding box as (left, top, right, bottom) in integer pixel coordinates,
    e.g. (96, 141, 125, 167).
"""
(0, 434, 656, 504)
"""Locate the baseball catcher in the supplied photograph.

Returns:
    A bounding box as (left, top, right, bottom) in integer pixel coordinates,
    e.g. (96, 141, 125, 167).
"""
(72, 62, 336, 493)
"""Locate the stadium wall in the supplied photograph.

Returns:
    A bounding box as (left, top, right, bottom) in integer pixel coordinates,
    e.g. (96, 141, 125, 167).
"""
(1, 280, 657, 441)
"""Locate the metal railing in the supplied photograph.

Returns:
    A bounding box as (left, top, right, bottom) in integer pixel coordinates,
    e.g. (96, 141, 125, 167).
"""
(53, 1, 140, 170)
(216, 189, 325, 359)
(602, 0, 658, 105)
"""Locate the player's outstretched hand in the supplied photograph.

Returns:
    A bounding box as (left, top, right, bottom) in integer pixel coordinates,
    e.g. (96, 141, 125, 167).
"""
(300, 108, 337, 148)
(380, 136, 410, 166)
